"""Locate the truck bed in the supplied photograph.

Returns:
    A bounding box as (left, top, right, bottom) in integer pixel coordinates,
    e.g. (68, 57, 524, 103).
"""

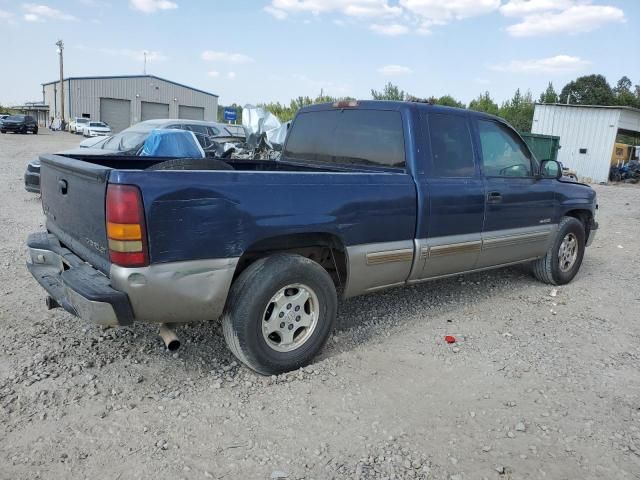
(39, 153, 417, 272)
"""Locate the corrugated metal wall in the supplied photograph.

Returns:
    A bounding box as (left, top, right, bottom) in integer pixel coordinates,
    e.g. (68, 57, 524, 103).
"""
(532, 104, 621, 183)
(43, 80, 71, 123)
(43, 76, 218, 130)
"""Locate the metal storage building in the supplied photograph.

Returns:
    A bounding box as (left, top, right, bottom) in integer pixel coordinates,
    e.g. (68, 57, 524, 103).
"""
(532, 103, 640, 183)
(42, 75, 218, 132)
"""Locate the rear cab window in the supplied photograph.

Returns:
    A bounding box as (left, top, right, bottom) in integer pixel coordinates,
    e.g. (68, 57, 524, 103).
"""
(283, 109, 406, 170)
(424, 112, 475, 177)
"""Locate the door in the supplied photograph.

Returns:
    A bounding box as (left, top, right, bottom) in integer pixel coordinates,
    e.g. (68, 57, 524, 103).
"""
(178, 105, 205, 121)
(475, 119, 556, 268)
(411, 110, 486, 280)
(141, 101, 170, 121)
(100, 98, 131, 133)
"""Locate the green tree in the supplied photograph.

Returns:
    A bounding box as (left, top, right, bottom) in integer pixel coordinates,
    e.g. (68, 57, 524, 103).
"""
(468, 91, 499, 116)
(371, 82, 407, 101)
(560, 74, 614, 105)
(538, 82, 559, 103)
(500, 89, 535, 132)
(434, 95, 465, 108)
(613, 76, 637, 107)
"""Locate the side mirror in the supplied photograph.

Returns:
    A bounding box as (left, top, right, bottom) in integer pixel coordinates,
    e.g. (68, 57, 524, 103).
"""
(540, 159, 562, 179)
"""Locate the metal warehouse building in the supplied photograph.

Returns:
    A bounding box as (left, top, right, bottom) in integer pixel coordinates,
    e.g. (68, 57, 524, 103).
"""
(43, 75, 218, 132)
(532, 103, 640, 183)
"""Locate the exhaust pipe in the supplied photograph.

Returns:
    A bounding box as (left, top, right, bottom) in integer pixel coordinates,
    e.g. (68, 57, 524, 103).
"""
(45, 296, 60, 310)
(159, 324, 180, 351)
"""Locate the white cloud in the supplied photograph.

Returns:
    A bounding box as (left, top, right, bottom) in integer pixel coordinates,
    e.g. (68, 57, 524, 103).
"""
(370, 23, 408, 35)
(129, 0, 177, 13)
(399, 0, 500, 22)
(227, 72, 237, 80)
(208, 71, 220, 78)
(0, 9, 14, 20)
(378, 64, 413, 76)
(22, 4, 77, 21)
(502, 2, 625, 37)
(201, 50, 254, 63)
(499, 0, 572, 17)
(490, 55, 591, 74)
(267, 0, 401, 18)
(265, 0, 500, 34)
(264, 5, 288, 19)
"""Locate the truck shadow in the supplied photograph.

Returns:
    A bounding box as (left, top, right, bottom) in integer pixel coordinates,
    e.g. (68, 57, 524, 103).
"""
(171, 264, 540, 371)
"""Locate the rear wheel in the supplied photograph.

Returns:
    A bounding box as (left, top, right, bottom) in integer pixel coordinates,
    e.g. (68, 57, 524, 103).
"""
(222, 254, 337, 375)
(532, 216, 585, 285)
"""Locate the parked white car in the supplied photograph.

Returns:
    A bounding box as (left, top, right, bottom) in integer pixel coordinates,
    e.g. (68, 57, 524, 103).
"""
(69, 117, 90, 134)
(83, 121, 112, 137)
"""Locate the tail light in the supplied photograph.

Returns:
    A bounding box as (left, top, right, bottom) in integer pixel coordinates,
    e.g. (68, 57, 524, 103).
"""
(333, 100, 359, 108)
(106, 184, 148, 267)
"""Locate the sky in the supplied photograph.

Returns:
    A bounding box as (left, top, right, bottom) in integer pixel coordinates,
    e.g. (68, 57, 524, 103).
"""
(0, 0, 638, 108)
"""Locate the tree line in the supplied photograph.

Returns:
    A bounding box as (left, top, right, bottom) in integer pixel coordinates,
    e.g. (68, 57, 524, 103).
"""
(218, 74, 640, 135)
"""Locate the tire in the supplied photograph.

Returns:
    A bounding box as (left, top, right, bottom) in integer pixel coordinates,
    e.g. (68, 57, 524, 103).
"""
(222, 254, 338, 375)
(33, 127, 38, 135)
(532, 216, 586, 285)
(1, 130, 5, 134)
(146, 158, 234, 171)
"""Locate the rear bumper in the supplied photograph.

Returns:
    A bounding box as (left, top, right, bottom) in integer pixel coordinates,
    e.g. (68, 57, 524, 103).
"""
(24, 171, 40, 193)
(27, 232, 133, 326)
(26, 232, 239, 326)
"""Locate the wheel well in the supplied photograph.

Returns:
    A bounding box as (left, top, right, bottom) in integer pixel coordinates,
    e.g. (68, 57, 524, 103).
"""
(564, 209, 593, 239)
(234, 233, 348, 290)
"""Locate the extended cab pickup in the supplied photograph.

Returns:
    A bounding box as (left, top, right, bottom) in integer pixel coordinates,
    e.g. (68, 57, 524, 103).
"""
(26, 101, 598, 375)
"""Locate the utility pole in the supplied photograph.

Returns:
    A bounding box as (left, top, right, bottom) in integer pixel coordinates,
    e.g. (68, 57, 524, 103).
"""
(56, 39, 65, 124)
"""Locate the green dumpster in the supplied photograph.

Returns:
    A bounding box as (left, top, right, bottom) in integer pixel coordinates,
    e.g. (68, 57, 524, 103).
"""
(520, 133, 561, 162)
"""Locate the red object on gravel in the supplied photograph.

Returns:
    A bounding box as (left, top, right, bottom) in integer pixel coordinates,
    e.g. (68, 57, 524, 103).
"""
(444, 335, 456, 344)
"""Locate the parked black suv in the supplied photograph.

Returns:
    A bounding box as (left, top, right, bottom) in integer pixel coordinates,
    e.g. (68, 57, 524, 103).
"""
(1, 115, 38, 134)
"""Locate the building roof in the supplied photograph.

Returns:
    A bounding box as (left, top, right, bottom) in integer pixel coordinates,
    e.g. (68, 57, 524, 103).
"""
(535, 102, 640, 114)
(42, 75, 218, 98)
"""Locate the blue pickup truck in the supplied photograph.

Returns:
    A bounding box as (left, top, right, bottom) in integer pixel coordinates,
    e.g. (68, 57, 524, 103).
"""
(26, 101, 598, 375)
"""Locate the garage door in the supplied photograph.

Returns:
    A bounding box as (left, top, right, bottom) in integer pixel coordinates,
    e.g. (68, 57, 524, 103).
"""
(100, 98, 131, 133)
(141, 101, 170, 121)
(178, 105, 205, 121)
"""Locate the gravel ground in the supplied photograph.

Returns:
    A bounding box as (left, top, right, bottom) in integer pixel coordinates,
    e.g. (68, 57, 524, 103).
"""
(1, 131, 640, 480)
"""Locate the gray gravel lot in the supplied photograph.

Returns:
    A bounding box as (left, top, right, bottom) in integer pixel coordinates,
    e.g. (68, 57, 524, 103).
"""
(1, 131, 640, 480)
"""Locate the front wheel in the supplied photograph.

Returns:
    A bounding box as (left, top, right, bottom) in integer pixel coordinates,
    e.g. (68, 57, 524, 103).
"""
(532, 216, 586, 285)
(33, 127, 38, 135)
(222, 254, 337, 375)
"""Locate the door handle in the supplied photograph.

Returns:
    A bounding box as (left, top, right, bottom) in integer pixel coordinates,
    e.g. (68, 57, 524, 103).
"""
(487, 191, 502, 203)
(58, 179, 68, 195)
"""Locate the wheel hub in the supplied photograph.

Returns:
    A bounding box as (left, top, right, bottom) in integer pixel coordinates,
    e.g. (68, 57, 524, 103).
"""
(558, 232, 578, 273)
(262, 284, 319, 353)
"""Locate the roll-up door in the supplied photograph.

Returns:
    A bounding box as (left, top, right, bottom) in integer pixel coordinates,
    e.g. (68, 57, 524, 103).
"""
(100, 98, 131, 133)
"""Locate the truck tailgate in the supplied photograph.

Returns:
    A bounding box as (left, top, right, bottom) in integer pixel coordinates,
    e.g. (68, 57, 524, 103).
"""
(40, 154, 111, 274)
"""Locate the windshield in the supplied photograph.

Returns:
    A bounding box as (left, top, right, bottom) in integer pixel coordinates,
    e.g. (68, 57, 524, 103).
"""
(7, 115, 25, 121)
(90, 122, 107, 127)
(77, 119, 89, 124)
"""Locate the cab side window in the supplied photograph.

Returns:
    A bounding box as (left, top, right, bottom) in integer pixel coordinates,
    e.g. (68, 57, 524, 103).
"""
(478, 120, 532, 177)
(427, 113, 475, 177)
